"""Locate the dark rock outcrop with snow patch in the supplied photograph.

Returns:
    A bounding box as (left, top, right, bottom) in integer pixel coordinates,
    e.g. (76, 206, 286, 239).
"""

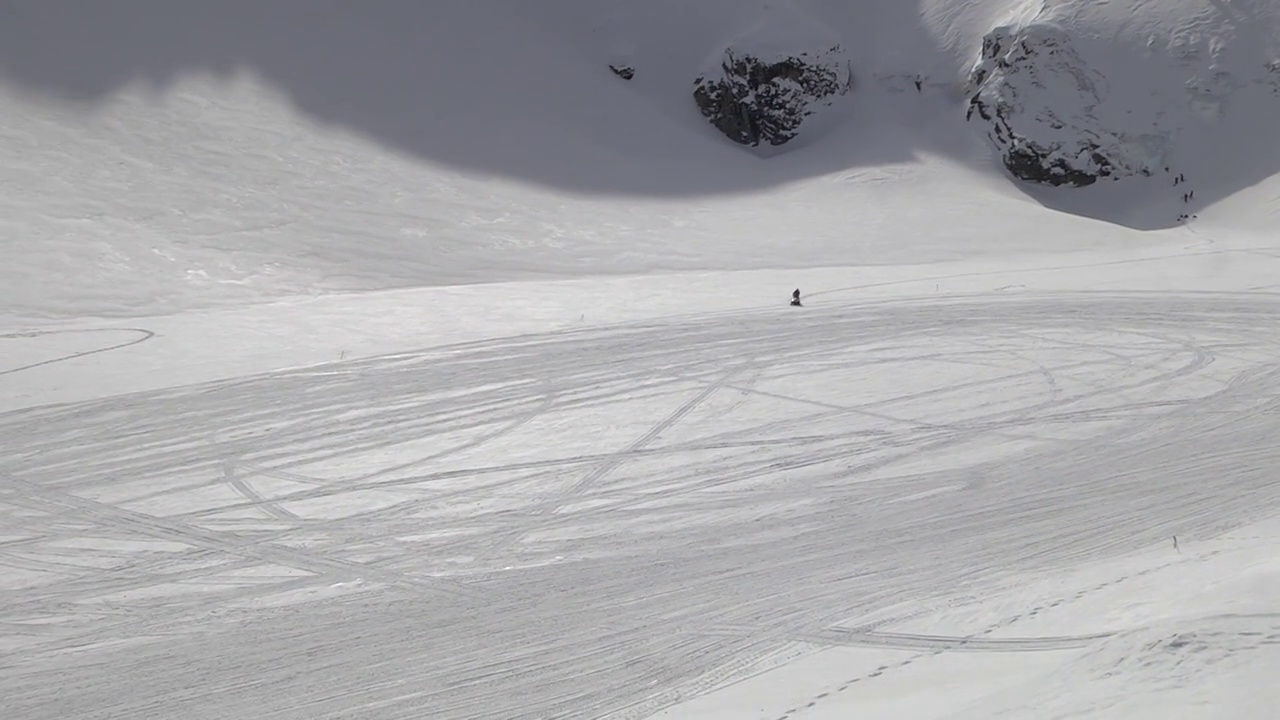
(693, 46, 851, 148)
(965, 25, 1164, 187)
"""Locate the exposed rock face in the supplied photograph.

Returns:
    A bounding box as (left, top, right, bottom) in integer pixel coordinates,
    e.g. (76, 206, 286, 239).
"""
(609, 64, 635, 81)
(693, 46, 851, 148)
(966, 25, 1164, 187)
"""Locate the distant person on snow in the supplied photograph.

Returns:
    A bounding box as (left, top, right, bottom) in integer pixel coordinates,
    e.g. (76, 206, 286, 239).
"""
(791, 288, 802, 307)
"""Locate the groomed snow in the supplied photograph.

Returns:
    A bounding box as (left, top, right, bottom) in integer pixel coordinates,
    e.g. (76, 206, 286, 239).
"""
(4, 1, 1280, 718)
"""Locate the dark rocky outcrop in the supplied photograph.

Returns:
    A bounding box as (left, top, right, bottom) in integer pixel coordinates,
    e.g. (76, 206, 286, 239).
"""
(693, 47, 851, 148)
(609, 64, 635, 81)
(965, 25, 1161, 187)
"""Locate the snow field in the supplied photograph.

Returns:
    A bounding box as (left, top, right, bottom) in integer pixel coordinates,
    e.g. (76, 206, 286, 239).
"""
(6, 0, 1280, 716)
(7, 247, 1280, 717)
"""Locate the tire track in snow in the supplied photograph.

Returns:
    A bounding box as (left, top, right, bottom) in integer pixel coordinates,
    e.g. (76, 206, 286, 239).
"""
(474, 367, 746, 565)
(797, 628, 1111, 651)
(557, 368, 745, 505)
(0, 473, 479, 600)
(221, 459, 299, 522)
(0, 328, 154, 377)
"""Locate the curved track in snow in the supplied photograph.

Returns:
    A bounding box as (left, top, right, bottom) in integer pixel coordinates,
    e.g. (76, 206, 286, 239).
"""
(4, 291, 1280, 719)
(0, 328, 154, 376)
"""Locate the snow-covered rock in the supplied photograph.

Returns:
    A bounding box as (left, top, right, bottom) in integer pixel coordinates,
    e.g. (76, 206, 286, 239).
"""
(964, 24, 1166, 187)
(692, 8, 852, 149)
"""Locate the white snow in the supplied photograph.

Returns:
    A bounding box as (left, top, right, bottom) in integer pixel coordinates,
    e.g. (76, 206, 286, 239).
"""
(4, 0, 1280, 718)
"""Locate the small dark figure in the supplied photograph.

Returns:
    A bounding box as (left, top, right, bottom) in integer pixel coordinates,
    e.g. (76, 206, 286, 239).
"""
(1189, 190, 1194, 200)
(791, 288, 802, 307)
(914, 75, 923, 92)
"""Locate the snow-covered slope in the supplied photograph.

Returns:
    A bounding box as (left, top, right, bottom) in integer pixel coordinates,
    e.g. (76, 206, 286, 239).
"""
(961, 0, 1280, 227)
(5, 0, 1280, 317)
(6, 2, 1280, 719)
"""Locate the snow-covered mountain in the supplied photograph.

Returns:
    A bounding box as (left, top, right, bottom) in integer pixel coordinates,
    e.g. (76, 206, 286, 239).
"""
(6, 3, 1280, 720)
(964, 0, 1280, 196)
(5, 0, 1280, 317)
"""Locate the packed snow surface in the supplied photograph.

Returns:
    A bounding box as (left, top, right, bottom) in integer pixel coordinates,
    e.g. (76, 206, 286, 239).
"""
(4, 1, 1280, 718)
